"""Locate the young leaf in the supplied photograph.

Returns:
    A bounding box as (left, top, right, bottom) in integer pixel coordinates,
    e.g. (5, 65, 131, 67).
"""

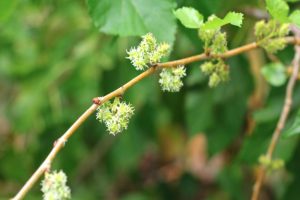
(289, 10, 300, 28)
(201, 16, 224, 30)
(223, 12, 244, 27)
(261, 62, 287, 86)
(173, 7, 203, 29)
(202, 12, 243, 30)
(87, 0, 176, 44)
(266, 0, 289, 23)
(283, 110, 300, 137)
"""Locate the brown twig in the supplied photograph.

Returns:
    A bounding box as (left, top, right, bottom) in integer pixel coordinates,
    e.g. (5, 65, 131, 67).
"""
(251, 34, 300, 200)
(12, 36, 300, 200)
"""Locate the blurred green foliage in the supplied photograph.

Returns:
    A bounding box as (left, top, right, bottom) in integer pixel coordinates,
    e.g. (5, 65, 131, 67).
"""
(1, 0, 300, 200)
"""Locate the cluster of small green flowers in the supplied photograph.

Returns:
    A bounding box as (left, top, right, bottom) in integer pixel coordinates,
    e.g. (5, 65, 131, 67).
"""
(198, 16, 228, 54)
(159, 65, 186, 92)
(127, 33, 170, 70)
(199, 28, 228, 54)
(259, 154, 285, 171)
(201, 59, 229, 87)
(255, 20, 290, 53)
(96, 97, 134, 135)
(197, 16, 230, 87)
(41, 170, 71, 200)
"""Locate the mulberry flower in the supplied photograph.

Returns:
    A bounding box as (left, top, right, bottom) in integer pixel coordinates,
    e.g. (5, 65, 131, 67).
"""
(159, 65, 186, 92)
(127, 33, 170, 70)
(96, 98, 134, 135)
(41, 170, 71, 200)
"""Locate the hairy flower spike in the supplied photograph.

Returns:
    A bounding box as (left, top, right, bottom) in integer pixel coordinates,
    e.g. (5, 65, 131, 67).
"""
(150, 42, 170, 64)
(41, 170, 71, 200)
(198, 28, 219, 52)
(96, 98, 134, 135)
(200, 59, 229, 87)
(199, 28, 217, 44)
(198, 27, 227, 54)
(209, 73, 221, 87)
(159, 65, 186, 92)
(127, 33, 170, 70)
(255, 20, 290, 53)
(211, 32, 228, 54)
(126, 47, 147, 70)
(140, 33, 157, 53)
(201, 61, 216, 74)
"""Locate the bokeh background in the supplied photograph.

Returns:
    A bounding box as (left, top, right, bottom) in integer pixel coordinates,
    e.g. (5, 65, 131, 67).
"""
(1, 0, 300, 199)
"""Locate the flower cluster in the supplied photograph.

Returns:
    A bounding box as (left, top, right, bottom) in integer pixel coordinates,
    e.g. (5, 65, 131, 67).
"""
(96, 97, 134, 135)
(259, 154, 285, 171)
(201, 59, 229, 87)
(127, 33, 170, 70)
(159, 65, 186, 92)
(197, 16, 230, 87)
(41, 170, 71, 200)
(255, 20, 290, 53)
(198, 16, 228, 54)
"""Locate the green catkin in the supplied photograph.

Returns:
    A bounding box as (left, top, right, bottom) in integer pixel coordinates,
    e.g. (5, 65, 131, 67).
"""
(200, 59, 229, 87)
(254, 20, 290, 53)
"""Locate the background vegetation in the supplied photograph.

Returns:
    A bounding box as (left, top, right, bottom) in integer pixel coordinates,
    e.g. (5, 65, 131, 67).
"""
(1, 0, 300, 199)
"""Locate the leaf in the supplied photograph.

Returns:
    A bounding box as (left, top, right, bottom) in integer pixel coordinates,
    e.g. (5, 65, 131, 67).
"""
(261, 62, 287, 86)
(223, 12, 244, 27)
(87, 0, 177, 44)
(283, 110, 300, 137)
(202, 12, 243, 30)
(202, 16, 223, 30)
(173, 7, 203, 29)
(289, 10, 300, 28)
(285, 0, 300, 2)
(266, 0, 290, 23)
(0, 0, 17, 23)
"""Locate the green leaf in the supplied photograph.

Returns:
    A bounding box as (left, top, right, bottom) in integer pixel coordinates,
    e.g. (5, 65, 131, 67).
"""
(173, 7, 203, 29)
(283, 110, 300, 137)
(0, 0, 17, 23)
(202, 12, 243, 30)
(261, 62, 287, 86)
(285, 0, 300, 2)
(266, 0, 290, 22)
(289, 10, 300, 28)
(202, 16, 223, 30)
(87, 0, 177, 44)
(223, 12, 244, 27)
